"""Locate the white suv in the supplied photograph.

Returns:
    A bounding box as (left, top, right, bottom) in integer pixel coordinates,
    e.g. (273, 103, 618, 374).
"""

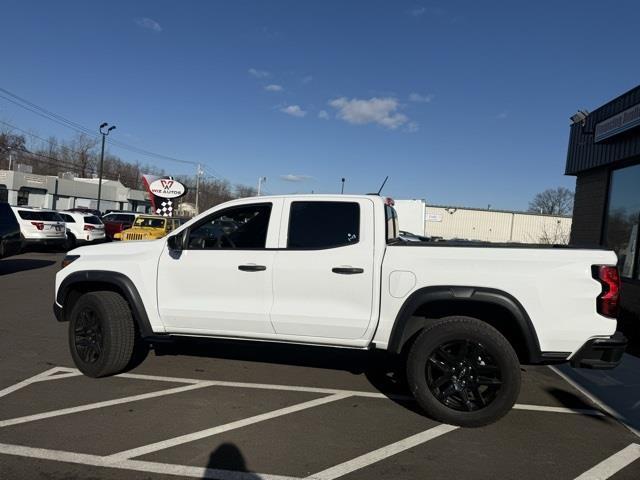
(12, 206, 67, 251)
(58, 211, 106, 248)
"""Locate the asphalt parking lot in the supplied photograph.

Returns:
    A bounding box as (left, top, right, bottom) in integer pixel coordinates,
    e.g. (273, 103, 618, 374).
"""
(1, 252, 639, 480)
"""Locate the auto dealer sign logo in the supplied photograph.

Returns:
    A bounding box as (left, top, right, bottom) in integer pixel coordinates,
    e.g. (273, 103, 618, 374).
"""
(149, 178, 186, 199)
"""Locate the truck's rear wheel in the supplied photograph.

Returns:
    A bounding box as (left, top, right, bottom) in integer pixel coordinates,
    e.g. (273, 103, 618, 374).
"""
(406, 316, 520, 427)
(68, 291, 136, 378)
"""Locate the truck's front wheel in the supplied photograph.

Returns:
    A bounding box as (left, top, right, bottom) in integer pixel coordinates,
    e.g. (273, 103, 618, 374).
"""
(406, 316, 521, 427)
(68, 291, 136, 378)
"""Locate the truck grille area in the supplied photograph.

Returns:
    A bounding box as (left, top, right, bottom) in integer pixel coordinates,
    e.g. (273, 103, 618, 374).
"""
(124, 233, 145, 241)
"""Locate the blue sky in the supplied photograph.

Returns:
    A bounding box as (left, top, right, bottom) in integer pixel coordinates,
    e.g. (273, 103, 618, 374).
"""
(1, 1, 639, 210)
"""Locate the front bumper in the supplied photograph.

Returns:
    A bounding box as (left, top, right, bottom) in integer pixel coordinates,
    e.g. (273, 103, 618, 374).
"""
(570, 332, 627, 369)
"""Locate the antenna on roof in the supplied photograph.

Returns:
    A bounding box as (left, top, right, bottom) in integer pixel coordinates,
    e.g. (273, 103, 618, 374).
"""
(377, 176, 389, 195)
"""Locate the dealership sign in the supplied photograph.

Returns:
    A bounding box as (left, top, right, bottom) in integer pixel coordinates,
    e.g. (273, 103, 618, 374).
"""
(594, 103, 640, 142)
(148, 179, 186, 199)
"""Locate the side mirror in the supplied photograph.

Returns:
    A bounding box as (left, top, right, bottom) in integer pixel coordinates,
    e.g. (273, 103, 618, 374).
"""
(167, 232, 184, 251)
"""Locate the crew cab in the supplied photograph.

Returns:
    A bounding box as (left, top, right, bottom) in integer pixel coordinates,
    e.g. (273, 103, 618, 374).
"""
(54, 195, 626, 427)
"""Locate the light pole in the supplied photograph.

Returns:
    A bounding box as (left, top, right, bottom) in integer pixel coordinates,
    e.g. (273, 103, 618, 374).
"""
(257, 176, 267, 196)
(341, 177, 345, 194)
(96, 122, 116, 213)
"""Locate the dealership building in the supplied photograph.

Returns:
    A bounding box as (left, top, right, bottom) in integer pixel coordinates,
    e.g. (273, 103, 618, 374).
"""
(0, 169, 151, 212)
(566, 84, 640, 348)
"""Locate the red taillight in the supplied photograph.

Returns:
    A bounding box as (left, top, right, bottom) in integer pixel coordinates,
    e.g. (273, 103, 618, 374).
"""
(84, 225, 95, 231)
(31, 222, 44, 230)
(593, 265, 620, 318)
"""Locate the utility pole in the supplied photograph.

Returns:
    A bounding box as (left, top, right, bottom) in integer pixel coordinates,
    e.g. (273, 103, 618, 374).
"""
(97, 122, 116, 213)
(195, 164, 203, 214)
(341, 177, 345, 194)
(8, 149, 13, 170)
(257, 176, 267, 196)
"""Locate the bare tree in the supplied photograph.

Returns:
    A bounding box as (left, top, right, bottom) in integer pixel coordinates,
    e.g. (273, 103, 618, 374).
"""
(528, 187, 574, 216)
(235, 184, 257, 198)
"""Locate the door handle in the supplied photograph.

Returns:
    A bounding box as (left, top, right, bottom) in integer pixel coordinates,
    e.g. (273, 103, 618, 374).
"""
(238, 264, 267, 272)
(332, 267, 364, 275)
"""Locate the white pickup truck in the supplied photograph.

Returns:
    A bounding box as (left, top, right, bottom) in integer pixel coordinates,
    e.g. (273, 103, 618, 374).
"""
(54, 194, 626, 426)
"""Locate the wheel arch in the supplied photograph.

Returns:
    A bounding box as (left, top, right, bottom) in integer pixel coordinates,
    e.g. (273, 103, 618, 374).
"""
(387, 286, 542, 363)
(56, 270, 154, 338)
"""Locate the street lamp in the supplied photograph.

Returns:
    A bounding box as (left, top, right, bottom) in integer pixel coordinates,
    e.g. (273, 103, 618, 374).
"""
(96, 122, 116, 213)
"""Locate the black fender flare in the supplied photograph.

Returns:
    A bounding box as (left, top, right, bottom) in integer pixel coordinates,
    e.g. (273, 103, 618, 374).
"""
(386, 286, 542, 363)
(55, 270, 154, 338)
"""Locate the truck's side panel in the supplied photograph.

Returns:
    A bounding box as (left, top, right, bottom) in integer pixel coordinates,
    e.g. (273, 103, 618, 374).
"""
(373, 245, 618, 354)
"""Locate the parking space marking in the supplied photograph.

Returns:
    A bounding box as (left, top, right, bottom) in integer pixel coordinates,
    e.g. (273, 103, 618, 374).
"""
(512, 404, 605, 416)
(307, 424, 459, 480)
(0, 381, 218, 428)
(574, 443, 640, 479)
(107, 392, 351, 462)
(0, 367, 67, 399)
(0, 442, 302, 480)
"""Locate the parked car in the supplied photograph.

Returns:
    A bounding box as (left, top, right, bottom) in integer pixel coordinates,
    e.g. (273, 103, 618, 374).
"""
(0, 202, 23, 259)
(58, 211, 106, 248)
(55, 194, 626, 427)
(12, 206, 66, 251)
(101, 211, 141, 240)
(113, 215, 182, 241)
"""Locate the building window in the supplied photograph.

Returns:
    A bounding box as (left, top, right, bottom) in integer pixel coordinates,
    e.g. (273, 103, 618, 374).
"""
(17, 188, 29, 206)
(603, 163, 640, 279)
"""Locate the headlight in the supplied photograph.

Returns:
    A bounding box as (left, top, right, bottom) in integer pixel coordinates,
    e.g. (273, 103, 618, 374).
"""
(61, 255, 80, 269)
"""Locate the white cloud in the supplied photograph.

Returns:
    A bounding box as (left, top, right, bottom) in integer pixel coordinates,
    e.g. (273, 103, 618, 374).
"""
(318, 110, 330, 120)
(248, 68, 270, 78)
(302, 75, 313, 84)
(135, 17, 162, 32)
(280, 105, 307, 117)
(280, 174, 312, 182)
(265, 84, 283, 92)
(328, 97, 408, 129)
(409, 6, 427, 17)
(497, 111, 509, 119)
(409, 92, 434, 103)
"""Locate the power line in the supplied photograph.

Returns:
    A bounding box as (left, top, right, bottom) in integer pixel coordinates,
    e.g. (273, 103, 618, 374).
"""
(0, 86, 218, 172)
(0, 119, 94, 159)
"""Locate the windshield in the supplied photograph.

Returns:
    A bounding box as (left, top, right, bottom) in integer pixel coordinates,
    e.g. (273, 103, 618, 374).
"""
(134, 217, 166, 228)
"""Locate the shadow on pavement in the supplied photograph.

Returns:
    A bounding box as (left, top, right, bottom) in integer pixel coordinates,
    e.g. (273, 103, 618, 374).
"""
(555, 354, 640, 435)
(154, 337, 411, 397)
(0, 258, 56, 275)
(544, 387, 608, 423)
(203, 442, 260, 479)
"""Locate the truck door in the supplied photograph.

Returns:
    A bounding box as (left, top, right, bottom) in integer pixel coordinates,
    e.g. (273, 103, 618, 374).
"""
(157, 199, 281, 335)
(270, 198, 375, 339)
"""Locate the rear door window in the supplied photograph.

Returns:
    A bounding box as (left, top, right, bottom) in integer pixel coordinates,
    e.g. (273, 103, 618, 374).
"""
(60, 214, 75, 223)
(287, 201, 360, 249)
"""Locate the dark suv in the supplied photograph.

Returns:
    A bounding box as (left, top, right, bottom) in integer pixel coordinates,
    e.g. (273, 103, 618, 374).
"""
(0, 203, 22, 259)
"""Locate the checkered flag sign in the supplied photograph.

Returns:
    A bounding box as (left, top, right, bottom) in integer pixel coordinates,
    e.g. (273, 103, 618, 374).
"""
(156, 200, 173, 217)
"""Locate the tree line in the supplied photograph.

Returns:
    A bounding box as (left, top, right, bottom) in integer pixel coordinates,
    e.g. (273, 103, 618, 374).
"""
(0, 129, 256, 210)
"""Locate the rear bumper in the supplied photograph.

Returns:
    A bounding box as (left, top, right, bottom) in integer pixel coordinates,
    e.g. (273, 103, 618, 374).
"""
(24, 238, 66, 247)
(570, 332, 627, 369)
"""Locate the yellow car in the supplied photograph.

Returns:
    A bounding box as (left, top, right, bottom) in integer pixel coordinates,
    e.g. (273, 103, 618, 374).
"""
(114, 215, 183, 241)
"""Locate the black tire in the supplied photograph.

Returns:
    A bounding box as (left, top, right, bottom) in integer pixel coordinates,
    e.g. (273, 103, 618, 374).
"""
(406, 316, 521, 428)
(65, 233, 76, 251)
(68, 291, 136, 378)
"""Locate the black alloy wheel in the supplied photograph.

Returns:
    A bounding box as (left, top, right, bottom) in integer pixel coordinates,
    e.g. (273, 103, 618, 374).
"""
(426, 340, 502, 412)
(73, 308, 103, 364)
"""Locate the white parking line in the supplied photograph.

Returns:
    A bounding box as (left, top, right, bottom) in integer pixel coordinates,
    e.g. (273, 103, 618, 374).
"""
(307, 424, 459, 480)
(0, 442, 302, 480)
(574, 443, 640, 479)
(0, 367, 65, 399)
(512, 404, 605, 416)
(0, 381, 217, 428)
(107, 393, 350, 461)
